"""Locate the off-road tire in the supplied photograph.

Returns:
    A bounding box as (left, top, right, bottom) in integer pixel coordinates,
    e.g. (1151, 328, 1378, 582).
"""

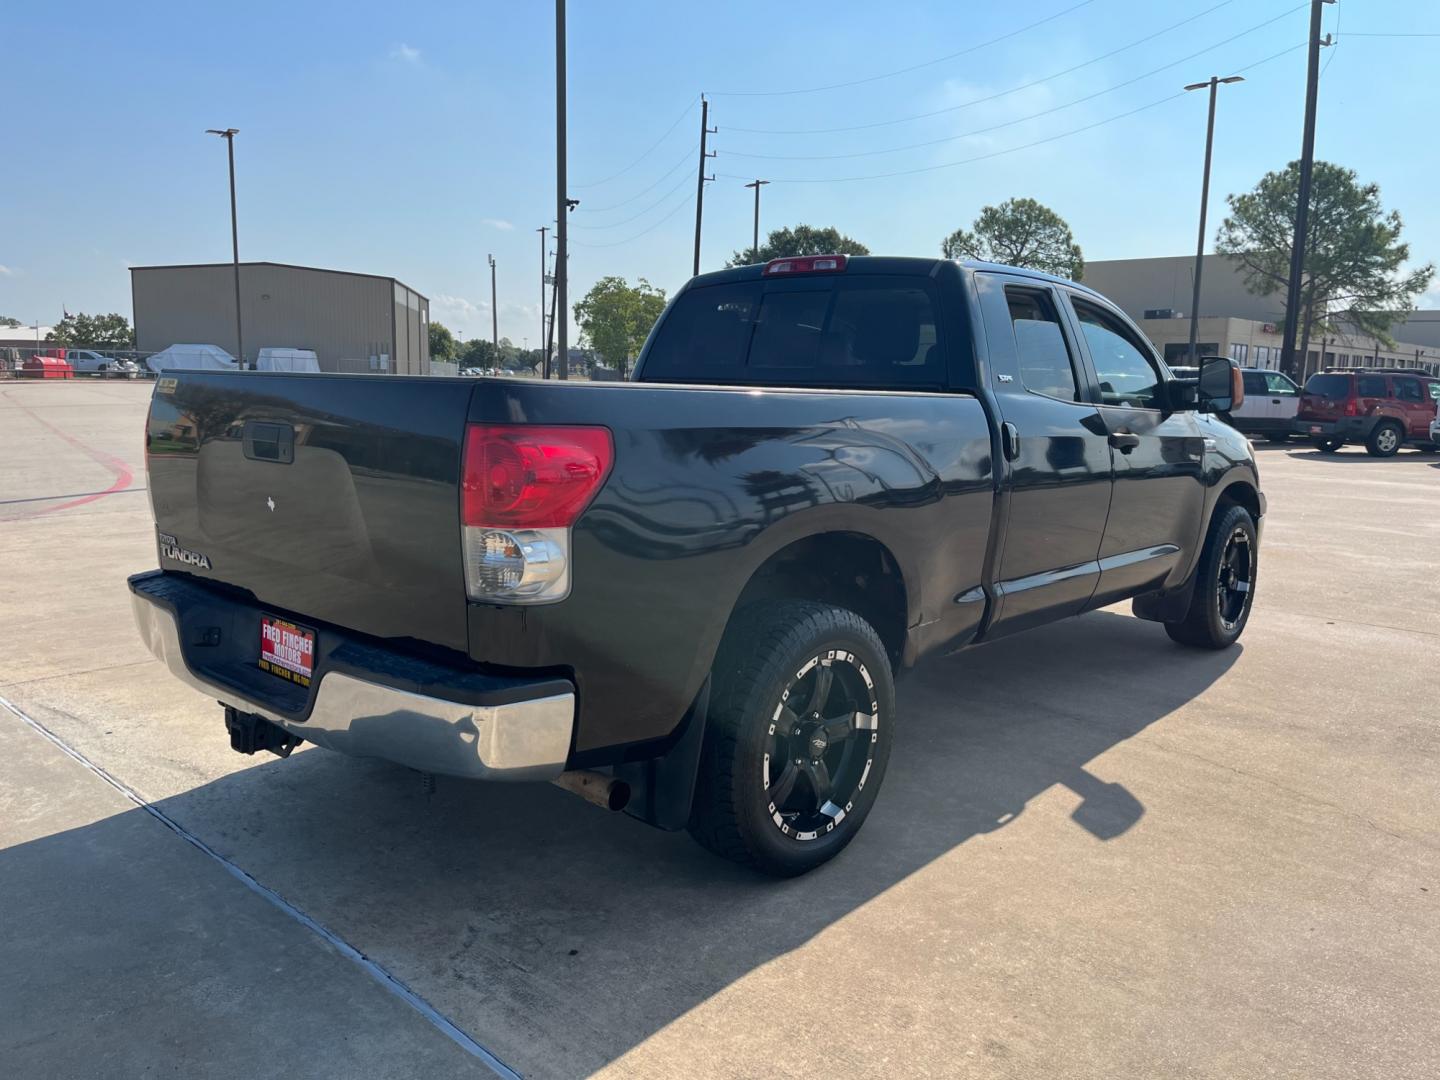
(688, 600, 896, 877)
(1165, 502, 1257, 649)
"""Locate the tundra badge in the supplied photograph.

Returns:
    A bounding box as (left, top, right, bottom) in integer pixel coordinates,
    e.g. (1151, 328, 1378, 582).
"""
(158, 531, 212, 569)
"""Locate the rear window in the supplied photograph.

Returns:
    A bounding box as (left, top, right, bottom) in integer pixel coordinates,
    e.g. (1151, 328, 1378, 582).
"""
(641, 278, 943, 388)
(1304, 374, 1350, 398)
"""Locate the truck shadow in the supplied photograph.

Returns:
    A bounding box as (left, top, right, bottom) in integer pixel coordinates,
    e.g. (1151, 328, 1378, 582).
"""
(3, 609, 1237, 1077)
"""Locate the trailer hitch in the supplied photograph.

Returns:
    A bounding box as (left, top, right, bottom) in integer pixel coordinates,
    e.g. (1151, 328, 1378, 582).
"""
(224, 707, 304, 759)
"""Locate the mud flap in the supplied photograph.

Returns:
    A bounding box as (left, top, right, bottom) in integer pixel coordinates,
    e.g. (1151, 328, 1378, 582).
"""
(616, 678, 709, 831)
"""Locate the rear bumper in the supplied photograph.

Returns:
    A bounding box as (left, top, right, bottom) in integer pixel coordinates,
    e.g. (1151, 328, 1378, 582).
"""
(1293, 416, 1374, 440)
(129, 571, 575, 781)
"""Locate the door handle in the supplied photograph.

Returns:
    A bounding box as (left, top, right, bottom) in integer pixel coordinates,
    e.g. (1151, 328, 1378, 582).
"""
(1001, 421, 1020, 461)
(1108, 431, 1141, 453)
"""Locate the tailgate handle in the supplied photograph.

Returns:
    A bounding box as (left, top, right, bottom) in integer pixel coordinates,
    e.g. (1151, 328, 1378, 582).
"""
(243, 421, 295, 464)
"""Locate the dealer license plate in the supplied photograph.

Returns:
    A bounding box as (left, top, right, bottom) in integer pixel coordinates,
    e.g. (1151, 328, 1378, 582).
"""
(1309, 425, 1323, 434)
(259, 616, 315, 687)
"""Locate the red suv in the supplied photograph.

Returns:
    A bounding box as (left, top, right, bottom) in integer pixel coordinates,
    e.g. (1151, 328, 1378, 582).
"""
(1295, 370, 1440, 456)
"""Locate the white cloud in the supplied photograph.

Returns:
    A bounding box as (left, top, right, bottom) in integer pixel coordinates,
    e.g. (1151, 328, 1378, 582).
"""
(481, 218, 514, 231)
(390, 43, 421, 64)
(432, 293, 487, 321)
(1419, 280, 1440, 310)
(0, 264, 15, 275)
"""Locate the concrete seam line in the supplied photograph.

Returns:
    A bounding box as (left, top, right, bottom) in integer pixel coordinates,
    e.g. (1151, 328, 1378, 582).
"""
(0, 692, 522, 1080)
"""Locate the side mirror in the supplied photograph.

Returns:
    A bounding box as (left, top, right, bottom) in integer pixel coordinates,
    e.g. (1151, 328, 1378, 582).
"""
(1198, 354, 1243, 413)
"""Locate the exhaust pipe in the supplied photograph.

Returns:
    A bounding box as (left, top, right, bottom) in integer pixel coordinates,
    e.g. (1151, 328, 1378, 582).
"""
(551, 770, 630, 812)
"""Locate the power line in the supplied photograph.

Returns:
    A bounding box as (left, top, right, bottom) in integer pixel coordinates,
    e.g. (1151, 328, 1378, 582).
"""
(726, 0, 1241, 135)
(569, 169, 695, 229)
(570, 191, 696, 249)
(723, 5, 1304, 163)
(572, 143, 698, 214)
(708, 0, 1101, 97)
(715, 41, 1305, 185)
(1341, 31, 1440, 37)
(572, 95, 699, 188)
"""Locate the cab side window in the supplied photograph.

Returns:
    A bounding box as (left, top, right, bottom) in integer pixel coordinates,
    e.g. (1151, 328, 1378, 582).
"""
(1071, 299, 1163, 409)
(1004, 286, 1080, 402)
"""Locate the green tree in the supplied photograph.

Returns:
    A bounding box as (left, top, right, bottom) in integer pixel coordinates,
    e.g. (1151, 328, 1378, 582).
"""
(428, 320, 458, 363)
(46, 312, 136, 349)
(572, 276, 667, 377)
(459, 338, 496, 370)
(941, 198, 1084, 280)
(1216, 160, 1434, 349)
(728, 224, 870, 268)
(0, 316, 21, 329)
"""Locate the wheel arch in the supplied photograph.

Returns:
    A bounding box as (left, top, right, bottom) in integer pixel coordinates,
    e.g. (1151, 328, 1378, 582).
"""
(722, 530, 912, 668)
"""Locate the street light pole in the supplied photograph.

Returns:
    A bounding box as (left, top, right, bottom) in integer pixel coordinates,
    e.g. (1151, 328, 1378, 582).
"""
(488, 254, 498, 356)
(1182, 76, 1243, 366)
(744, 179, 769, 262)
(205, 128, 243, 367)
(536, 226, 549, 377)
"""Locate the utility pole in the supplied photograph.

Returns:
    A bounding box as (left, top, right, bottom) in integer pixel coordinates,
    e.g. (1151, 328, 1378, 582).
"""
(692, 96, 717, 276)
(744, 179, 769, 263)
(555, 0, 569, 380)
(1183, 76, 1243, 365)
(537, 226, 548, 377)
(1279, 0, 1336, 380)
(205, 128, 243, 367)
(488, 254, 498, 355)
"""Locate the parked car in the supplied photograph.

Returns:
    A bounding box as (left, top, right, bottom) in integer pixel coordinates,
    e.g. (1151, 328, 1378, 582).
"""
(64, 348, 123, 374)
(1295, 369, 1440, 455)
(1171, 365, 1302, 441)
(129, 256, 1264, 876)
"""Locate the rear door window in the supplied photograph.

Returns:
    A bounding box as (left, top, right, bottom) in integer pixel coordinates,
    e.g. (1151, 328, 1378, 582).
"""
(1004, 286, 1079, 401)
(1393, 377, 1422, 402)
(642, 278, 944, 388)
(1356, 375, 1388, 397)
(1264, 372, 1298, 395)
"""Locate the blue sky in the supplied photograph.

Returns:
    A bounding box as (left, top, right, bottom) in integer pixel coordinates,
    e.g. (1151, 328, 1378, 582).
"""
(3, 0, 1437, 343)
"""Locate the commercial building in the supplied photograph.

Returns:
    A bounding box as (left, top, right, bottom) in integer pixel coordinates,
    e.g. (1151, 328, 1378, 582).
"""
(131, 262, 431, 373)
(1083, 254, 1440, 377)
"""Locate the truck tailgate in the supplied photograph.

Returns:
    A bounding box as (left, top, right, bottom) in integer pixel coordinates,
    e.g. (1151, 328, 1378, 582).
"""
(145, 372, 475, 652)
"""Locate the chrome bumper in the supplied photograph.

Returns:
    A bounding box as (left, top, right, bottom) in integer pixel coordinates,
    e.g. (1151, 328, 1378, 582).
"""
(130, 592, 575, 781)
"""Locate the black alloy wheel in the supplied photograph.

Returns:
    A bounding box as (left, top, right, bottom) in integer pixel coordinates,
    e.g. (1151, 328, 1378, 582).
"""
(763, 649, 879, 842)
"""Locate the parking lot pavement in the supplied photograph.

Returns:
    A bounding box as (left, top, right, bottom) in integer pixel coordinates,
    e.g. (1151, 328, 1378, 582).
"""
(2, 381, 1437, 1079)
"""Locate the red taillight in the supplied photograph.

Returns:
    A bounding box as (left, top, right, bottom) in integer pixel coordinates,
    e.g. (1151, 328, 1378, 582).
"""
(461, 424, 613, 528)
(763, 254, 849, 276)
(1344, 397, 1358, 417)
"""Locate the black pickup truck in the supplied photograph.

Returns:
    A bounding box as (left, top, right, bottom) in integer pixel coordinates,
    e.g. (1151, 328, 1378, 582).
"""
(131, 255, 1263, 875)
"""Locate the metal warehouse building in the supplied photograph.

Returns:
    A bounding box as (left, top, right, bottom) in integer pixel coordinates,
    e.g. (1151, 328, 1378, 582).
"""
(131, 261, 430, 373)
